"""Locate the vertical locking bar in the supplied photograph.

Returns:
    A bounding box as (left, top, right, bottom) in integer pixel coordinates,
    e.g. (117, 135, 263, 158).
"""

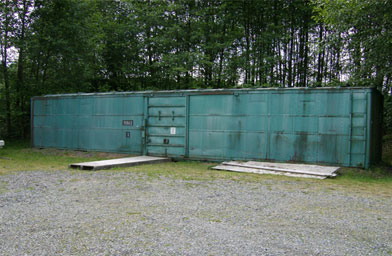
(365, 91, 371, 168)
(143, 96, 149, 155)
(348, 90, 353, 166)
(185, 95, 190, 158)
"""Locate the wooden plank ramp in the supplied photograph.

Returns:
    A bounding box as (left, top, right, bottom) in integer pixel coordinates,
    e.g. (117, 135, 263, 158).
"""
(69, 156, 171, 171)
(212, 161, 340, 179)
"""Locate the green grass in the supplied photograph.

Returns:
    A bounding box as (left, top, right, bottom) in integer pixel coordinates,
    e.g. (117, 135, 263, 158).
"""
(120, 160, 283, 185)
(1, 138, 391, 195)
(0, 140, 127, 175)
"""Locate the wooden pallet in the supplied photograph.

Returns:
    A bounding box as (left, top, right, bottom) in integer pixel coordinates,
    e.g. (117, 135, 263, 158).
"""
(212, 161, 339, 179)
(69, 156, 171, 171)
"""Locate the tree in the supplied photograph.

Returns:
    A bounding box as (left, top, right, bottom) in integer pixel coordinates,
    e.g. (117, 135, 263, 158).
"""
(1, 0, 391, 139)
(0, 0, 16, 137)
(313, 0, 392, 92)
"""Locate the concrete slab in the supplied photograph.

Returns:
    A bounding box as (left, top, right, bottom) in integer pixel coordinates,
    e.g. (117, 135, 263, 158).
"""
(69, 156, 171, 171)
(213, 161, 340, 179)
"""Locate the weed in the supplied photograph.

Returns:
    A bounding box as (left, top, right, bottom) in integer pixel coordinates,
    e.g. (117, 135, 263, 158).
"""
(0, 181, 8, 194)
(126, 212, 141, 216)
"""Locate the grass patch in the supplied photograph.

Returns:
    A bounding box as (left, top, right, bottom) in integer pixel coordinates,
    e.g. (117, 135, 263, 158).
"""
(111, 160, 298, 183)
(1, 138, 392, 195)
(336, 166, 392, 183)
(323, 167, 392, 196)
(0, 140, 128, 175)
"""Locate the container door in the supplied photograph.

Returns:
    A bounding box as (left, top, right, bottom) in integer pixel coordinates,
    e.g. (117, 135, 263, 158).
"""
(146, 96, 186, 157)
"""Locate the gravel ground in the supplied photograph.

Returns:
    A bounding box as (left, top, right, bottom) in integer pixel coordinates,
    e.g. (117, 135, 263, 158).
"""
(0, 169, 391, 256)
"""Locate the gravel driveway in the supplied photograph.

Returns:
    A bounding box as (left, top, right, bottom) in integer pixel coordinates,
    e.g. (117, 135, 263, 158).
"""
(0, 168, 391, 255)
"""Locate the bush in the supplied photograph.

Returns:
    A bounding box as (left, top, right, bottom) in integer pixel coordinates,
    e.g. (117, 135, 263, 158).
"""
(384, 95, 392, 135)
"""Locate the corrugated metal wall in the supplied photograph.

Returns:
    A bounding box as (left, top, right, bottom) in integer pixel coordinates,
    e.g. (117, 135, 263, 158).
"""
(32, 95, 144, 153)
(31, 88, 382, 168)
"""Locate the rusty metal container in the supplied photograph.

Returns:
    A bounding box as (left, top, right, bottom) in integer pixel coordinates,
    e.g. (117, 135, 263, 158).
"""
(31, 87, 383, 168)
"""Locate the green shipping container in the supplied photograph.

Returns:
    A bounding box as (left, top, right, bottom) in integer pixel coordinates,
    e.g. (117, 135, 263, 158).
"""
(31, 87, 383, 168)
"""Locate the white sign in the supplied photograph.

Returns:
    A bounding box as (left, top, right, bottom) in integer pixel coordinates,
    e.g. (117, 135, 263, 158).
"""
(170, 127, 176, 135)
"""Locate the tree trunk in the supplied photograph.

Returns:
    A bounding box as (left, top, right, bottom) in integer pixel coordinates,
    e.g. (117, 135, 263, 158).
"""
(303, 22, 309, 87)
(317, 24, 324, 84)
(16, 0, 30, 138)
(1, 58, 12, 138)
(1, 0, 12, 137)
(288, 26, 294, 87)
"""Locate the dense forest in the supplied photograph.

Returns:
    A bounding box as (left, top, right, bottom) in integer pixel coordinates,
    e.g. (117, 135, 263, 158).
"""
(1, 0, 392, 139)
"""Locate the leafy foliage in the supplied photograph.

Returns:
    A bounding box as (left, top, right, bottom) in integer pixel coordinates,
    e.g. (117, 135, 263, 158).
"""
(0, 0, 391, 139)
(385, 96, 392, 134)
(312, 0, 392, 91)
